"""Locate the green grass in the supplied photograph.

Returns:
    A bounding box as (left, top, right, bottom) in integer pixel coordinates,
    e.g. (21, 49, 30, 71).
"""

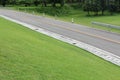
(0, 17, 120, 80)
(13, 5, 120, 34)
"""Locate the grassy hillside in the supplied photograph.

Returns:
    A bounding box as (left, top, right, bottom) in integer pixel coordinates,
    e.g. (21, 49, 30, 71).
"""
(0, 17, 120, 80)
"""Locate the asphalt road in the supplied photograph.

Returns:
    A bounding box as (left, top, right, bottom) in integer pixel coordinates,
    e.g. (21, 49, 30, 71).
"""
(0, 9, 120, 57)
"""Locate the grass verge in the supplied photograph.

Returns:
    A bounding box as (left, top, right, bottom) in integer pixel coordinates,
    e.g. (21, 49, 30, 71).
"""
(0, 17, 120, 80)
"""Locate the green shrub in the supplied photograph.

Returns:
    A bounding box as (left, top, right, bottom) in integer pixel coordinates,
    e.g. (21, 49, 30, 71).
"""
(17, 5, 72, 16)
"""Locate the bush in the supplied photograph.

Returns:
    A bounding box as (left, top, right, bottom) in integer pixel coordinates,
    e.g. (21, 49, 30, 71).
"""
(17, 5, 72, 16)
(36, 5, 72, 16)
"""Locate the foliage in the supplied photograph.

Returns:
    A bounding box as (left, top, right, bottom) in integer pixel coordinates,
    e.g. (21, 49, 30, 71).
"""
(18, 4, 72, 16)
(83, 0, 120, 16)
(1, 0, 120, 15)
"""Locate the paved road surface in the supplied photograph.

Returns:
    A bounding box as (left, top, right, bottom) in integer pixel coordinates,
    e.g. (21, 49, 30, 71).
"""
(0, 9, 120, 56)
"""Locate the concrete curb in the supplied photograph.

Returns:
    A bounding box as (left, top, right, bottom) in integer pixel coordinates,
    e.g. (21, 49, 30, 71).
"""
(0, 15, 120, 66)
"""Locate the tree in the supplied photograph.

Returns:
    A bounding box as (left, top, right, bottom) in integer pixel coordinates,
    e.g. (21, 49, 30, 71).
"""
(50, 0, 64, 7)
(108, 0, 116, 15)
(115, 0, 120, 12)
(1, 0, 7, 7)
(100, 0, 106, 15)
(52, 0, 56, 7)
(42, 0, 47, 7)
(91, 0, 101, 15)
(34, 0, 40, 6)
(60, 0, 64, 7)
(83, 0, 101, 16)
(83, 0, 91, 15)
(83, 0, 106, 16)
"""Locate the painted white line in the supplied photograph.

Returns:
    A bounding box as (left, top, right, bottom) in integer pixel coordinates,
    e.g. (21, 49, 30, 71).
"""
(0, 15, 120, 66)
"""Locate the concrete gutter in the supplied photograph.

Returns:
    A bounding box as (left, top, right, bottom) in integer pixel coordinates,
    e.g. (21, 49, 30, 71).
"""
(0, 15, 120, 66)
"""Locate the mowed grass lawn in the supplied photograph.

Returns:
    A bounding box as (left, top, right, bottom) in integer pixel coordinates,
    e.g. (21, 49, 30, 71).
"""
(0, 17, 120, 80)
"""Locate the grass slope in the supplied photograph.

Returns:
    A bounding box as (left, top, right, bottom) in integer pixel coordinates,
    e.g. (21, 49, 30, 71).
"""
(0, 17, 120, 80)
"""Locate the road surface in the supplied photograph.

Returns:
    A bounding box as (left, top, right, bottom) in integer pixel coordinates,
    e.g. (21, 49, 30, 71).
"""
(0, 9, 120, 57)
